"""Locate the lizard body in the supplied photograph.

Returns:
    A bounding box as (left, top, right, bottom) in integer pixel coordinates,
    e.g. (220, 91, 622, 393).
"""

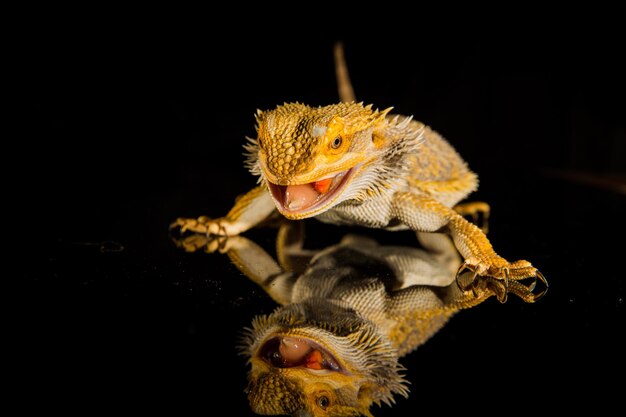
(172, 44, 546, 301)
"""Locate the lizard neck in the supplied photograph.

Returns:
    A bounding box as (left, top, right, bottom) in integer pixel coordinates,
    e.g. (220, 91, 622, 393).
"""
(341, 115, 425, 203)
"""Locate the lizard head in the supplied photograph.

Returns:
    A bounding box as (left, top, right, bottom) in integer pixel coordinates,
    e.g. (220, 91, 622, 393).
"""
(245, 102, 420, 219)
(240, 304, 408, 416)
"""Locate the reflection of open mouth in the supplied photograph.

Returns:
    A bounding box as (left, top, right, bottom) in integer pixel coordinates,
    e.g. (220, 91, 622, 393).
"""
(267, 168, 355, 215)
(259, 336, 342, 372)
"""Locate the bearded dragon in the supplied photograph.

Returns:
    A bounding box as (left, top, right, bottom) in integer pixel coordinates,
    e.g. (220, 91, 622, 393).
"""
(174, 223, 540, 416)
(172, 44, 547, 301)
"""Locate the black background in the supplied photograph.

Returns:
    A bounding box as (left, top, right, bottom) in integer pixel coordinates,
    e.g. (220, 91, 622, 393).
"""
(16, 5, 625, 415)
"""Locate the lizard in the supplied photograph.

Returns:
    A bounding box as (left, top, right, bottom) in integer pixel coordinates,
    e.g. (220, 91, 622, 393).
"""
(173, 222, 541, 416)
(171, 43, 547, 302)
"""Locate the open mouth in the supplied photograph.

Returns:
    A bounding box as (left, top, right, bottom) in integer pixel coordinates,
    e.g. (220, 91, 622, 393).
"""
(267, 168, 354, 215)
(259, 336, 342, 372)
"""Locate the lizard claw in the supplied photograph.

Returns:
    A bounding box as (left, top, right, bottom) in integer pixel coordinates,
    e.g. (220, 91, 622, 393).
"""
(456, 258, 548, 303)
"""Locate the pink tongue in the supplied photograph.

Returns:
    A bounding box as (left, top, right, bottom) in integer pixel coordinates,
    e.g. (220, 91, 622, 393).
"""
(284, 184, 320, 210)
(279, 337, 312, 363)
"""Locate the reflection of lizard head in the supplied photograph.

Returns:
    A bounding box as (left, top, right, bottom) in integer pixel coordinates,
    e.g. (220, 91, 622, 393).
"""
(245, 102, 423, 219)
(241, 301, 407, 417)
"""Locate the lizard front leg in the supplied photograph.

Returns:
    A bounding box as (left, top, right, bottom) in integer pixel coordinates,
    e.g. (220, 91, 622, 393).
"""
(170, 186, 276, 236)
(392, 192, 547, 302)
(453, 201, 490, 234)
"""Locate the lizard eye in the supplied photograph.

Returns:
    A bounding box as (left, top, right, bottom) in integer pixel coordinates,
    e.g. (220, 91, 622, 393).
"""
(257, 137, 264, 148)
(317, 395, 330, 410)
(330, 136, 342, 149)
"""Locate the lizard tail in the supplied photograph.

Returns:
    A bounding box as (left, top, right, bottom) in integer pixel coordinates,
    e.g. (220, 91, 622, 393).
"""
(334, 42, 356, 103)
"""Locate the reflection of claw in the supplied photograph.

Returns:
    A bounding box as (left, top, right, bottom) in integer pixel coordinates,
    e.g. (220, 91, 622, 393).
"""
(488, 278, 507, 303)
(455, 262, 479, 291)
(509, 271, 548, 302)
(496, 268, 510, 303)
(503, 268, 510, 290)
(171, 233, 244, 255)
(170, 234, 211, 253)
(213, 235, 231, 253)
(507, 277, 548, 302)
(168, 216, 228, 237)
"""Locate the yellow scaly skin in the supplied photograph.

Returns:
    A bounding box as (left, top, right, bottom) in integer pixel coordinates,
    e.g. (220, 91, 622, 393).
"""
(171, 49, 547, 302)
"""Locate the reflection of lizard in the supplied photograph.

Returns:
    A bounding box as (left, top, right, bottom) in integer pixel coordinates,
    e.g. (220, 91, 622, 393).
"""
(174, 225, 540, 416)
(171, 44, 547, 301)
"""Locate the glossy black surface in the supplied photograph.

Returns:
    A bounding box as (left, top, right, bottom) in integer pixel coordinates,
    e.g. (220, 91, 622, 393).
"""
(18, 6, 624, 415)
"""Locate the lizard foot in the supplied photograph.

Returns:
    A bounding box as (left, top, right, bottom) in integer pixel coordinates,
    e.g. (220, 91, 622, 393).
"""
(169, 216, 230, 237)
(171, 233, 238, 254)
(456, 258, 548, 303)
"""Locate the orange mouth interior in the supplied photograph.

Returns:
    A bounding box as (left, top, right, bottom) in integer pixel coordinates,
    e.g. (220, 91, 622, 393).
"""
(267, 169, 353, 214)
